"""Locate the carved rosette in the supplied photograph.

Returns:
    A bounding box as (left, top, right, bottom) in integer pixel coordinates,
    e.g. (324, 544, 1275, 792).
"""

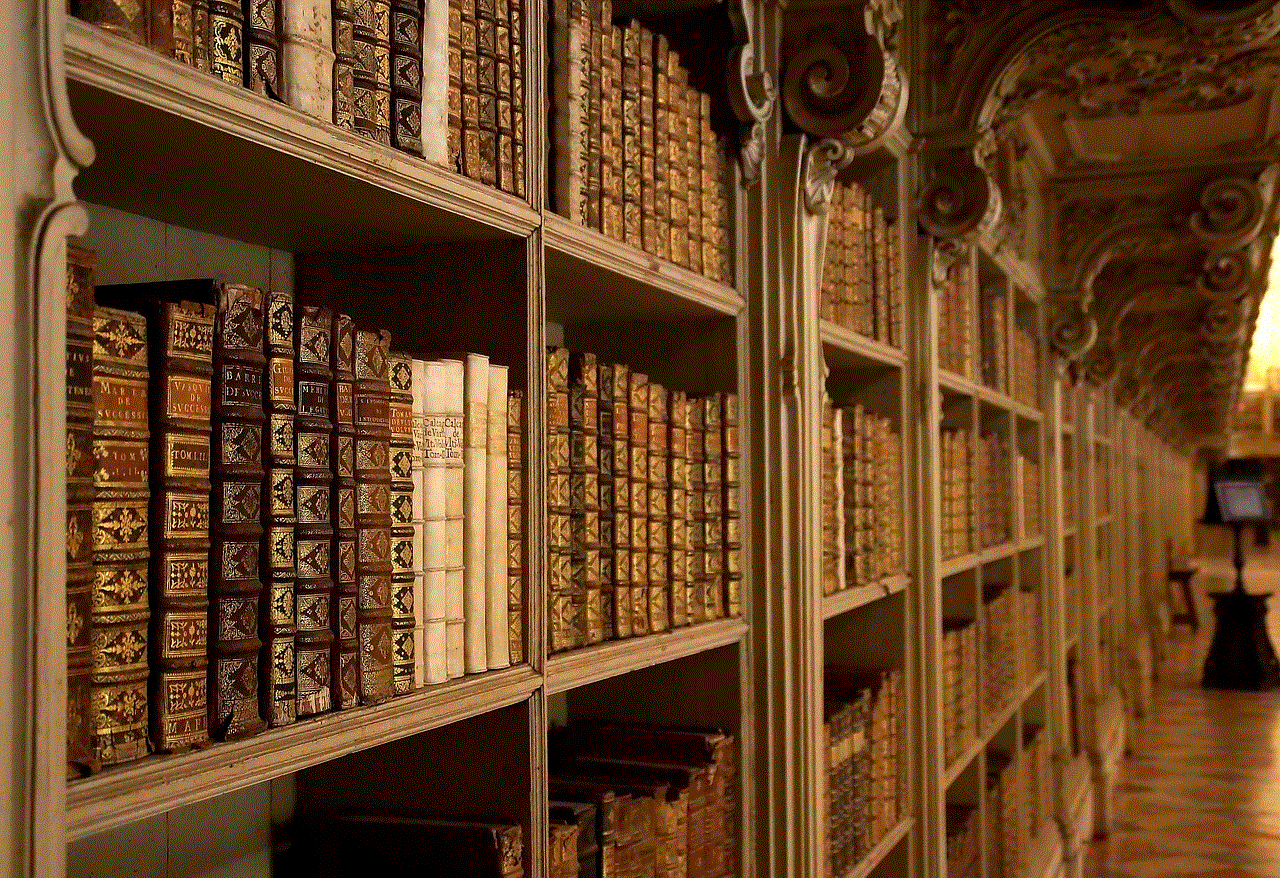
(1048, 300, 1097, 362)
(1190, 177, 1266, 251)
(916, 144, 1002, 242)
(725, 0, 776, 186)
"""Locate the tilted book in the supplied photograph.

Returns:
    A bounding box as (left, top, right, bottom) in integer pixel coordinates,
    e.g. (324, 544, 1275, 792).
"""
(390, 0, 424, 154)
(627, 370, 649, 635)
(646, 382, 668, 632)
(294, 305, 334, 716)
(280, 0, 335, 119)
(388, 351, 417, 693)
(547, 347, 573, 651)
(409, 358, 429, 681)
(329, 313, 360, 708)
(91, 305, 152, 766)
(461, 352, 490, 672)
(507, 388, 525, 664)
(332, 0, 358, 128)
(243, 0, 282, 97)
(486, 363, 511, 668)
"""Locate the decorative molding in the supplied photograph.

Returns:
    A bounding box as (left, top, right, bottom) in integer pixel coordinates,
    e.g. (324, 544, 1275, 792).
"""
(1048, 299, 1097, 362)
(916, 143, 1002, 242)
(726, 0, 777, 187)
(801, 138, 853, 215)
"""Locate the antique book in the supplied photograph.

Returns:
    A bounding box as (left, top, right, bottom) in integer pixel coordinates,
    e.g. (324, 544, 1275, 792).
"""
(294, 305, 334, 716)
(666, 390, 688, 628)
(550, 800, 598, 878)
(552, 771, 663, 878)
(548, 822, 580, 878)
(701, 395, 724, 619)
(243, 0, 281, 97)
(208, 0, 244, 83)
(821, 393, 837, 596)
(171, 0, 195, 65)
(486, 363, 511, 667)
(332, 0, 358, 128)
(66, 247, 97, 776)
(421, 0, 450, 163)
(507, 0, 525, 196)
(685, 81, 703, 276)
(208, 284, 268, 741)
(351, 0, 393, 144)
(329, 313, 360, 708)
(652, 33, 670, 263)
(460, 352, 490, 672)
(447, 0, 463, 168)
(667, 59, 687, 267)
(596, 362, 616, 639)
(550, 0, 585, 222)
(493, 0, 513, 191)
(833, 407, 845, 593)
(473, 0, 499, 187)
(352, 329, 396, 704)
(297, 816, 523, 877)
(438, 358, 466, 677)
(686, 397, 705, 624)
(646, 382, 668, 632)
(281, 0, 335, 118)
(569, 352, 600, 645)
(598, 22, 618, 239)
(388, 351, 417, 694)
(722, 393, 741, 617)
(872, 205, 888, 342)
(507, 389, 525, 664)
(193, 0, 212, 70)
(547, 347, 573, 651)
(72, 0, 149, 46)
(389, 0, 424, 153)
(582, 0, 601, 229)
(620, 20, 642, 249)
(90, 305, 152, 767)
(637, 27, 656, 256)
(610, 363, 632, 638)
(410, 358, 429, 681)
(698, 99, 718, 281)
(627, 370, 649, 635)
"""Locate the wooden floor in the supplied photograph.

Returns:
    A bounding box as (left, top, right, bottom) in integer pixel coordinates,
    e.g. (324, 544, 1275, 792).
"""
(1084, 555, 1280, 878)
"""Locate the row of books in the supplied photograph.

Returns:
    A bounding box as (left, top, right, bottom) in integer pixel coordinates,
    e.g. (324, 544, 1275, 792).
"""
(1012, 321, 1041, 410)
(982, 585, 1018, 724)
(944, 804, 979, 878)
(1020, 455, 1041, 537)
(1020, 724, 1050, 842)
(820, 397, 906, 597)
(986, 751, 1017, 878)
(73, 0, 528, 195)
(819, 180, 902, 347)
(941, 618, 977, 766)
(548, 721, 738, 878)
(284, 815, 524, 876)
(976, 433, 1012, 549)
(66, 247, 521, 775)
(1019, 587, 1042, 687)
(550, 4, 734, 284)
(546, 348, 741, 653)
(937, 256, 975, 378)
(823, 667, 905, 878)
(940, 427, 974, 560)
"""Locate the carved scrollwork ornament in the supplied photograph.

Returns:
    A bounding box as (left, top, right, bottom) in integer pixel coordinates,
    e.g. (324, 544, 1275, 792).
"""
(725, 0, 776, 187)
(1048, 301, 1097, 362)
(802, 137, 853, 215)
(1083, 346, 1117, 387)
(929, 238, 965, 291)
(1199, 300, 1247, 343)
(1166, 0, 1280, 47)
(1115, 377, 1140, 411)
(1196, 240, 1262, 302)
(1190, 177, 1266, 251)
(916, 145, 1002, 243)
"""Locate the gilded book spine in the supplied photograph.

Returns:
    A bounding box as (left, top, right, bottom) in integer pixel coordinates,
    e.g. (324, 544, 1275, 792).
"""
(243, 0, 282, 97)
(193, 0, 212, 70)
(388, 352, 417, 693)
(351, 0, 392, 144)
(646, 382, 669, 631)
(261, 290, 297, 727)
(701, 395, 724, 619)
(439, 359, 466, 678)
(458, 0, 482, 179)
(66, 247, 97, 776)
(447, 0, 463, 168)
(599, 26, 619, 240)
(494, 0, 513, 191)
(596, 362, 616, 639)
(620, 21, 642, 249)
(353, 329, 396, 704)
(547, 347, 573, 651)
(570, 353, 601, 644)
(666, 60, 687, 268)
(667, 390, 689, 628)
(627, 370, 649, 635)
(332, 0, 358, 128)
(209, 0, 245, 83)
(390, 0, 424, 153)
(461, 353, 490, 673)
(209, 284, 267, 740)
(611, 364, 632, 638)
(698, 98, 718, 282)
(173, 0, 196, 65)
(652, 34, 670, 263)
(638, 27, 656, 255)
(507, 389, 524, 664)
(91, 305, 151, 766)
(410, 359, 429, 682)
(474, 0, 499, 187)
(294, 306, 334, 716)
(329, 314, 360, 708)
(507, 0, 525, 196)
(281, 0, 335, 118)
(486, 364, 511, 668)
(685, 81, 703, 276)
(583, 0, 601, 229)
(722, 393, 741, 617)
(686, 396, 705, 624)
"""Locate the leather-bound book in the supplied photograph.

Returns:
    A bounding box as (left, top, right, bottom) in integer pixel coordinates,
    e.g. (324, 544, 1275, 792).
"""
(701, 395, 723, 619)
(437, 358, 466, 677)
(550, 800, 598, 878)
(260, 290, 297, 727)
(548, 822, 580, 878)
(208, 0, 245, 83)
(421, 0, 449, 163)
(351, 0, 393, 144)
(493, 0, 513, 191)
(390, 0, 424, 154)
(820, 393, 836, 596)
(353, 329, 395, 703)
(409, 358, 429, 680)
(332, 0, 357, 128)
(716, 141, 734, 285)
(620, 20, 641, 249)
(550, 779, 641, 878)
(296, 816, 523, 878)
(171, 0, 196, 65)
(329, 313, 360, 708)
(666, 59, 687, 268)
(721, 393, 740, 618)
(65, 247, 97, 777)
(486, 363, 511, 668)
(582, 0, 600, 229)
(646, 382, 668, 632)
(685, 81, 703, 275)
(473, 0, 499, 187)
(686, 397, 705, 624)
(626, 370, 649, 635)
(192, 0, 212, 69)
(90, 305, 151, 767)
(447, 0, 462, 168)
(209, 284, 267, 741)
(281, 0, 335, 118)
(549, 786, 620, 878)
(546, 347, 573, 652)
(550, 0, 584, 222)
(637, 26, 656, 255)
(243, 0, 282, 97)
(460, 353, 490, 672)
(598, 24, 618, 240)
(667, 390, 689, 628)
(507, 0, 524, 197)
(71, 0, 147, 45)
(388, 351, 417, 693)
(699, 98, 718, 282)
(294, 306, 334, 716)
(569, 352, 599, 645)
(507, 389, 524, 664)
(596, 362, 616, 639)
(458, 0, 482, 179)
(652, 33, 669, 263)
(610, 363, 632, 638)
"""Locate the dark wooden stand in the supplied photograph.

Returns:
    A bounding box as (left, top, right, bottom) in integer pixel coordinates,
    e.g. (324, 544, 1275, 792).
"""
(1202, 522, 1280, 690)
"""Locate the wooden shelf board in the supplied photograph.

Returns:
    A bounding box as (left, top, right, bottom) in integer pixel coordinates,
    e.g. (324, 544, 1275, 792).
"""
(938, 368, 978, 398)
(820, 321, 906, 371)
(823, 573, 909, 620)
(981, 692, 1022, 741)
(842, 816, 913, 878)
(67, 664, 541, 841)
(980, 541, 1019, 565)
(545, 617, 747, 695)
(945, 736, 984, 786)
(1022, 669, 1048, 700)
(1018, 534, 1045, 552)
(1012, 400, 1044, 422)
(544, 213, 743, 322)
(975, 383, 1017, 412)
(64, 19, 537, 251)
(940, 551, 981, 579)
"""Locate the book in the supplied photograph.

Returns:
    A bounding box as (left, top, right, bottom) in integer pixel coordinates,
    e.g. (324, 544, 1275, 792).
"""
(352, 329, 396, 704)
(72, 0, 151, 46)
(549, 821, 581, 878)
(667, 59, 687, 267)
(685, 79, 702, 276)
(698, 96, 718, 282)
(550, 0, 585, 222)
(604, 26, 623, 238)
(620, 21, 641, 249)
(646, 382, 668, 632)
(438, 358, 467, 677)
(638, 26, 656, 255)
(627, 370, 649, 635)
(596, 363, 616, 639)
(389, 351, 417, 694)
(507, 0, 524, 196)
(329, 314, 360, 708)
(89, 305, 152, 766)
(281, 0, 335, 119)
(494, 0, 513, 191)
(667, 390, 688, 628)
(332, 0, 358, 128)
(353, 0, 393, 144)
(583, 0, 601, 229)
(296, 816, 523, 877)
(652, 33, 670, 263)
(193, 0, 212, 70)
(418, 358, 451, 684)
(486, 363, 511, 667)
(66, 247, 97, 776)
(243, 0, 281, 97)
(549, 800, 597, 878)
(208, 0, 245, 83)
(473, 0, 499, 187)
(547, 347, 573, 651)
(610, 364, 632, 638)
(460, 353, 490, 672)
(701, 395, 723, 619)
(507, 389, 524, 664)
(294, 305, 334, 716)
(722, 393, 741, 617)
(390, 0, 424, 153)
(687, 397, 705, 624)
(421, 0, 450, 163)
(410, 358, 429, 681)
(447, 0, 463, 168)
(570, 352, 600, 644)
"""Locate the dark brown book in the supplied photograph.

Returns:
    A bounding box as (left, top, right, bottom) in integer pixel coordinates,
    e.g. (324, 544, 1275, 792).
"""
(611, 363, 632, 638)
(570, 352, 601, 645)
(474, 0, 499, 186)
(507, 389, 525, 664)
(352, 0, 393, 144)
(388, 350, 416, 694)
(549, 822, 580, 878)
(666, 59, 687, 268)
(549, 784, 621, 878)
(353, 328, 396, 704)
(243, 0, 281, 97)
(547, 347, 573, 652)
(297, 816, 523, 878)
(330, 313, 360, 708)
(332, 0, 358, 128)
(627, 370, 649, 635)
(652, 33, 670, 263)
(620, 20, 642, 250)
(507, 0, 524, 196)
(208, 0, 244, 83)
(667, 390, 688, 629)
(685, 81, 703, 276)
(447, 0, 463, 169)
(458, 0, 482, 179)
(646, 382, 668, 632)
(596, 362, 616, 640)
(701, 395, 723, 620)
(65, 247, 97, 777)
(638, 26, 656, 256)
(721, 393, 740, 618)
(209, 284, 267, 741)
(550, 800, 598, 878)
(261, 290, 297, 727)
(295, 306, 334, 716)
(494, 0, 514, 191)
(687, 397, 705, 624)
(192, 0, 212, 70)
(553, 773, 659, 878)
(90, 305, 152, 767)
(390, 0, 424, 153)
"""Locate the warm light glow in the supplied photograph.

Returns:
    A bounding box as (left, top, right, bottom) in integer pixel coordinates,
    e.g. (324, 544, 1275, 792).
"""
(1245, 236, 1280, 390)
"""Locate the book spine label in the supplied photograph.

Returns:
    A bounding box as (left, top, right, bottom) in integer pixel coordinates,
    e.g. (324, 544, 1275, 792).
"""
(281, 0, 335, 119)
(461, 353, 490, 672)
(390, 0, 424, 153)
(260, 290, 297, 727)
(389, 352, 418, 693)
(627, 371, 649, 634)
(353, 329, 396, 703)
(507, 389, 524, 664)
(330, 314, 360, 707)
(570, 353, 601, 644)
(667, 390, 688, 628)
(611, 364, 632, 638)
(294, 306, 334, 716)
(621, 21, 642, 249)
(474, 0, 499, 186)
(244, 0, 281, 96)
(646, 382, 668, 631)
(410, 359, 429, 682)
(209, 285, 268, 741)
(333, 0, 358, 127)
(208, 0, 245, 83)
(486, 364, 511, 668)
(596, 362, 615, 640)
(722, 393, 741, 618)
(546, 348, 573, 651)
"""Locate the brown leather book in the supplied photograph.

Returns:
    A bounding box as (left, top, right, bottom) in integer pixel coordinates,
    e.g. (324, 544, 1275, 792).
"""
(596, 362, 616, 640)
(66, 247, 97, 777)
(547, 347, 573, 652)
(243, 0, 281, 97)
(90, 305, 152, 766)
(296, 816, 523, 877)
(685, 81, 703, 276)
(548, 822, 580, 878)
(458, 0, 483, 180)
(598, 24, 619, 240)
(507, 389, 524, 664)
(474, 0, 499, 187)
(171, 0, 195, 64)
(699, 99, 719, 282)
(570, 352, 601, 645)
(192, 0, 211, 70)
(550, 800, 598, 878)
(507, 0, 524, 196)
(721, 393, 740, 618)
(581, 0, 600, 229)
(609, 364, 631, 638)
(447, 0, 463, 169)
(260, 290, 297, 727)
(494, 0, 514, 192)
(71, 0, 147, 45)
(687, 397, 706, 624)
(627, 370, 649, 635)
(700, 396, 723, 620)
(209, 284, 268, 741)
(666, 59, 687, 268)
(652, 33, 670, 263)
(352, 0, 393, 144)
(638, 26, 656, 256)
(208, 0, 244, 83)
(329, 314, 360, 708)
(388, 350, 417, 694)
(550, 778, 642, 878)
(390, 0, 424, 153)
(620, 20, 642, 249)
(353, 328, 396, 704)
(646, 382, 669, 632)
(667, 390, 688, 628)
(295, 306, 334, 716)
(333, 0, 357, 128)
